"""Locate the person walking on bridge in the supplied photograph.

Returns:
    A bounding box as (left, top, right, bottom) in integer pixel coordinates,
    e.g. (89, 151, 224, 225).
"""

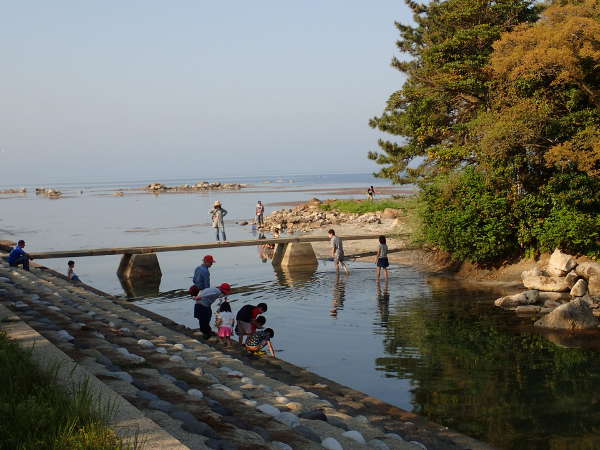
(194, 283, 232, 339)
(210, 200, 228, 241)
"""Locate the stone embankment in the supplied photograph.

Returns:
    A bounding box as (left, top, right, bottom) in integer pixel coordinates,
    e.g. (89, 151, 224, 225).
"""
(0, 260, 452, 450)
(262, 199, 402, 233)
(145, 182, 246, 193)
(494, 249, 600, 330)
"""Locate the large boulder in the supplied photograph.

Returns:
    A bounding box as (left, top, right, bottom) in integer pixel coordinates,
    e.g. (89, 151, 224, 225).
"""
(381, 208, 401, 219)
(522, 275, 570, 292)
(494, 290, 539, 308)
(538, 292, 571, 302)
(546, 249, 577, 276)
(589, 276, 600, 297)
(534, 299, 599, 330)
(570, 279, 588, 297)
(565, 270, 580, 288)
(576, 262, 600, 280)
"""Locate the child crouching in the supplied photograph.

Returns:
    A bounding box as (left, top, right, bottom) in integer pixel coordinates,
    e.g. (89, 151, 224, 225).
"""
(245, 328, 276, 358)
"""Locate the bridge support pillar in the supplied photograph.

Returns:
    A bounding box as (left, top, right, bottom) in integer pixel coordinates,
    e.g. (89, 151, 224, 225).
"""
(278, 242, 318, 269)
(117, 253, 162, 280)
(271, 243, 287, 266)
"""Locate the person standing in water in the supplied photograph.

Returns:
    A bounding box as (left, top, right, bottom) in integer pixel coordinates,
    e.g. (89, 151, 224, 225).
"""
(210, 200, 228, 241)
(375, 235, 389, 281)
(328, 229, 349, 274)
(255, 200, 265, 227)
(193, 255, 214, 290)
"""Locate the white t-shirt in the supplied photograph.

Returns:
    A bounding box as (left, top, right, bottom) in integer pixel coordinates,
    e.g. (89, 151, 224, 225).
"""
(218, 311, 234, 328)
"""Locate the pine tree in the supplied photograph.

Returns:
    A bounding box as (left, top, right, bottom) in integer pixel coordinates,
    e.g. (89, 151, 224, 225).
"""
(368, 0, 539, 184)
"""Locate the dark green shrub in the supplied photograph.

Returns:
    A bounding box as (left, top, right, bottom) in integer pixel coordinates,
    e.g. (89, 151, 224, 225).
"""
(419, 168, 517, 263)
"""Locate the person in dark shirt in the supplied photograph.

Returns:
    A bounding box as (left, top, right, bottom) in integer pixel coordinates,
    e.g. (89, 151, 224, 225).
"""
(8, 240, 33, 271)
(245, 328, 275, 357)
(235, 302, 267, 344)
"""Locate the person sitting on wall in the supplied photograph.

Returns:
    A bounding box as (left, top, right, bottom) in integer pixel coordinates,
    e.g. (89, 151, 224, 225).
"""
(8, 240, 33, 271)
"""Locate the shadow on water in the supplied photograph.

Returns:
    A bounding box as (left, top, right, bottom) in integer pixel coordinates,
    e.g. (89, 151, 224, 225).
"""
(376, 277, 600, 450)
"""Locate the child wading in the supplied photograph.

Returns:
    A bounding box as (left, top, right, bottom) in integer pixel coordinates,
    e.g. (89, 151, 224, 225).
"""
(245, 328, 276, 358)
(375, 235, 389, 281)
(215, 301, 234, 347)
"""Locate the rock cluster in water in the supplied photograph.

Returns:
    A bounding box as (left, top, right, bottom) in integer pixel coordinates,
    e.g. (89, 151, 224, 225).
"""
(35, 188, 62, 198)
(144, 181, 246, 192)
(494, 249, 600, 330)
(0, 188, 27, 194)
(262, 198, 402, 233)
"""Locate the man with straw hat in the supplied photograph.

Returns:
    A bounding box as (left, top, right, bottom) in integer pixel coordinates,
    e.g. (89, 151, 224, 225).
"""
(209, 200, 228, 241)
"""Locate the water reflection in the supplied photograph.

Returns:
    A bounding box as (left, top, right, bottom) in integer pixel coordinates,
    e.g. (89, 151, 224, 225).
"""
(119, 274, 161, 298)
(274, 265, 317, 287)
(330, 273, 347, 318)
(376, 280, 390, 326)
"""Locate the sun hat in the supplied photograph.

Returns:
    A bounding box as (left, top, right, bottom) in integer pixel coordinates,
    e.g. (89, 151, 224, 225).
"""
(203, 255, 215, 263)
(214, 200, 221, 206)
(218, 283, 232, 294)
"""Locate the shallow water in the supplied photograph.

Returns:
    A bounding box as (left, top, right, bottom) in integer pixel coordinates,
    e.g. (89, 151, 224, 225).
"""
(3, 174, 600, 449)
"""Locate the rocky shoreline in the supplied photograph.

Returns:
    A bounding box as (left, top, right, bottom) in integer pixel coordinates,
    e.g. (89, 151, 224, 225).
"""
(494, 249, 600, 330)
(0, 257, 490, 450)
(261, 199, 403, 234)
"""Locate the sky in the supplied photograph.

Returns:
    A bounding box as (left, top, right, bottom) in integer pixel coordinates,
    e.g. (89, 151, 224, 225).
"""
(0, 1, 411, 185)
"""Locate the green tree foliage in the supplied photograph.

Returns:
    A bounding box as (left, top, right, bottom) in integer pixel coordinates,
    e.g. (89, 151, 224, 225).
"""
(368, 0, 538, 183)
(371, 0, 600, 262)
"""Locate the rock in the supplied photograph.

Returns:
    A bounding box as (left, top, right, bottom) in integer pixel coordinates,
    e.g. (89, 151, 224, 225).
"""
(294, 425, 322, 443)
(299, 409, 327, 421)
(137, 390, 159, 401)
(256, 404, 280, 417)
(534, 299, 599, 330)
(275, 412, 300, 428)
(576, 261, 600, 280)
(589, 276, 600, 297)
(173, 343, 185, 350)
(169, 355, 184, 362)
(56, 330, 75, 341)
(327, 417, 349, 431)
(112, 371, 133, 383)
(539, 292, 571, 302)
(137, 339, 155, 348)
(385, 433, 405, 441)
(272, 442, 292, 450)
(381, 208, 400, 219)
(546, 249, 577, 276)
(570, 279, 588, 297)
(322, 437, 343, 450)
(410, 441, 428, 450)
(544, 300, 561, 309)
(240, 399, 257, 407)
(174, 380, 190, 391)
(515, 305, 541, 314)
(565, 270, 580, 288)
(181, 419, 218, 439)
(148, 399, 175, 413)
(210, 384, 232, 392)
(187, 388, 204, 400)
(522, 275, 570, 292)
(342, 430, 366, 444)
(494, 290, 539, 308)
(239, 221, 249, 226)
(368, 439, 390, 450)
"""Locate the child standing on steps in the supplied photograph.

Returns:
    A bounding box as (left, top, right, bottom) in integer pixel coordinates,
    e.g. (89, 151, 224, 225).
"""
(215, 301, 234, 347)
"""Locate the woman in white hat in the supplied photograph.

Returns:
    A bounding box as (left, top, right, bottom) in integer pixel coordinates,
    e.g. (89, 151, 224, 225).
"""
(209, 200, 228, 241)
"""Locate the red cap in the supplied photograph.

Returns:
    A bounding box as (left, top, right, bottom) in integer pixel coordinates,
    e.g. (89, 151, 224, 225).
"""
(218, 283, 232, 294)
(203, 255, 215, 263)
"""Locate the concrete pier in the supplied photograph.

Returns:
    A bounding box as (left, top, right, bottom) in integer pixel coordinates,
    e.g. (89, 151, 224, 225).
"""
(117, 253, 162, 280)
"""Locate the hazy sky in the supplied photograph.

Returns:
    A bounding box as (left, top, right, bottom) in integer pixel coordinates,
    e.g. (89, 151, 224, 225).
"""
(1, 1, 410, 184)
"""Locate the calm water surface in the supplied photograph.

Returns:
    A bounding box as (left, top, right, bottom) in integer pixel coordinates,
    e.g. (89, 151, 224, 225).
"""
(2, 174, 600, 449)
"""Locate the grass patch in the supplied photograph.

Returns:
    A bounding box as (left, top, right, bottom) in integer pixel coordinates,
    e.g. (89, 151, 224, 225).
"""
(0, 331, 133, 450)
(319, 197, 416, 215)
